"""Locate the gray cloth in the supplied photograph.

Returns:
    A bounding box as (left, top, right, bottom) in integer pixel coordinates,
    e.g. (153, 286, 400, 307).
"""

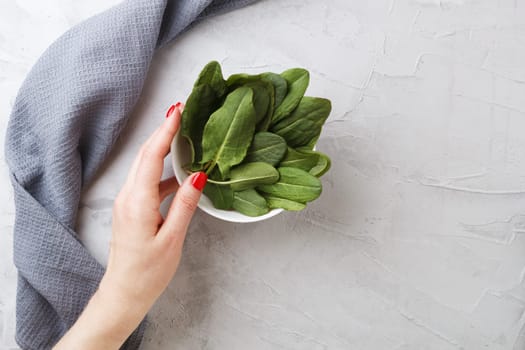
(4, 0, 257, 348)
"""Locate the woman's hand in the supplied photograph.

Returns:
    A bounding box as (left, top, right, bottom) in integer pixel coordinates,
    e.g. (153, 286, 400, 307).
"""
(102, 102, 207, 311)
(54, 103, 207, 350)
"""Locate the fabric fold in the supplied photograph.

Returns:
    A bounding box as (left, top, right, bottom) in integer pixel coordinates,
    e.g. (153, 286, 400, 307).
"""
(5, 0, 257, 348)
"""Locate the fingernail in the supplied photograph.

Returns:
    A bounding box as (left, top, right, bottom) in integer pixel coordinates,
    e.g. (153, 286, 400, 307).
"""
(191, 172, 207, 191)
(166, 104, 176, 118)
(175, 101, 184, 112)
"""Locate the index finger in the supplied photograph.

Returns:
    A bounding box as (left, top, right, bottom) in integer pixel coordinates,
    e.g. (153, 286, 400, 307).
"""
(135, 103, 182, 190)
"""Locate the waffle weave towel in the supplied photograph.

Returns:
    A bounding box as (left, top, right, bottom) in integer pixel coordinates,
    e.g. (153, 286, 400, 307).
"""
(4, 0, 257, 348)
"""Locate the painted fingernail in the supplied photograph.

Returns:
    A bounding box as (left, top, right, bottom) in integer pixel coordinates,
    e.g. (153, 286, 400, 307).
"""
(191, 172, 207, 191)
(166, 104, 176, 118)
(175, 101, 184, 112)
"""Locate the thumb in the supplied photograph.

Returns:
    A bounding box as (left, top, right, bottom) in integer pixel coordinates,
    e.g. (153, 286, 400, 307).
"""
(159, 172, 207, 241)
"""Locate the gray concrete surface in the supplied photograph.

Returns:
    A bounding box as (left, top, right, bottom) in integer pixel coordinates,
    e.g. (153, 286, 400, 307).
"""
(1, 0, 525, 349)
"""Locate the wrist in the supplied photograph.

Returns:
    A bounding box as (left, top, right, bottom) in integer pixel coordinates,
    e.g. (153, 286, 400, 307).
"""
(77, 284, 147, 348)
(53, 281, 147, 350)
(96, 274, 151, 326)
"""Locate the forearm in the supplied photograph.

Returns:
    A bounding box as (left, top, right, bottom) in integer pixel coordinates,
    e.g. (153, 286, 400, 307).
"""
(53, 279, 148, 350)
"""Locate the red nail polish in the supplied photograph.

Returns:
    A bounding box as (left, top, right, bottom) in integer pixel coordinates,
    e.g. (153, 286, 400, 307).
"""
(175, 102, 182, 108)
(166, 104, 176, 118)
(191, 172, 207, 191)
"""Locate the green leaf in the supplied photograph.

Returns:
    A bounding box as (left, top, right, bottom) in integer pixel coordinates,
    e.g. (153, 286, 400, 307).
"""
(185, 162, 205, 173)
(201, 87, 256, 175)
(279, 147, 319, 171)
(226, 74, 275, 131)
(257, 167, 322, 203)
(203, 182, 234, 210)
(280, 148, 331, 177)
(207, 162, 279, 191)
(247, 82, 272, 126)
(195, 61, 227, 97)
(260, 72, 287, 111)
(181, 61, 227, 163)
(233, 189, 269, 217)
(271, 68, 309, 125)
(302, 150, 331, 177)
(229, 162, 279, 191)
(208, 167, 227, 181)
(181, 85, 222, 163)
(263, 195, 306, 211)
(225, 73, 258, 87)
(271, 97, 331, 148)
(245, 132, 287, 166)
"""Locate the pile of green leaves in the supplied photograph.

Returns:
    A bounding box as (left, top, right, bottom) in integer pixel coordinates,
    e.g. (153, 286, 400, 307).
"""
(180, 61, 332, 217)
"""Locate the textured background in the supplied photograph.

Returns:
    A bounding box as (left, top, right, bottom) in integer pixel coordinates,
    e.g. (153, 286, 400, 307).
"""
(2, 0, 525, 349)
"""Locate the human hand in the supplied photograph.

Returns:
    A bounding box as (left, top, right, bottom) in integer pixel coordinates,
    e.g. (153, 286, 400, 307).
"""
(54, 103, 207, 349)
(101, 102, 206, 312)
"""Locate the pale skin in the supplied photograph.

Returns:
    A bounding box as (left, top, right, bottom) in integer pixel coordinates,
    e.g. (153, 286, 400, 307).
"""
(54, 103, 206, 349)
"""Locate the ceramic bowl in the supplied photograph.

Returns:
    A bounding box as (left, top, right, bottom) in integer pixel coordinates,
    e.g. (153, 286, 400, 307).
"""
(170, 131, 283, 223)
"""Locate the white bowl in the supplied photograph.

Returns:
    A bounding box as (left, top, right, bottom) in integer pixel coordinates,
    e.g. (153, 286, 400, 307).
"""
(170, 131, 283, 223)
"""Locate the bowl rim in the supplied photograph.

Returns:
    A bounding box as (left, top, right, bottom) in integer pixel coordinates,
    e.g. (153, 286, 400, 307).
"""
(170, 131, 284, 223)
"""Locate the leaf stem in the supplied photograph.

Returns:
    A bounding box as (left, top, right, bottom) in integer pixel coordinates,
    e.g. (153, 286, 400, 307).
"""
(205, 178, 230, 186)
(205, 160, 216, 176)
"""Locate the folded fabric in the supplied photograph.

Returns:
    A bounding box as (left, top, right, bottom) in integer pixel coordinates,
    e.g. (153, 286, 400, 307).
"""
(4, 0, 257, 348)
